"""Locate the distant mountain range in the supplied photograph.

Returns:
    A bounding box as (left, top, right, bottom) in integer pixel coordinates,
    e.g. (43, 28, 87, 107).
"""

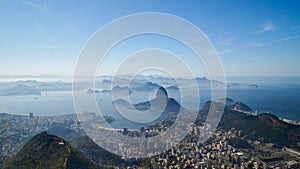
(0, 75, 263, 96)
(0, 80, 73, 96)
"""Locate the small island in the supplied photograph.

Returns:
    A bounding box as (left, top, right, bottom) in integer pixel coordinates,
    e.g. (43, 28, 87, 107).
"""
(86, 89, 101, 94)
(248, 84, 258, 88)
(86, 89, 111, 94)
(103, 115, 115, 124)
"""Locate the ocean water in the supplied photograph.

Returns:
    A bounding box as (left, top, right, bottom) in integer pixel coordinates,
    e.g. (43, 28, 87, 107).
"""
(226, 87, 300, 121)
(0, 76, 299, 129)
(225, 76, 300, 121)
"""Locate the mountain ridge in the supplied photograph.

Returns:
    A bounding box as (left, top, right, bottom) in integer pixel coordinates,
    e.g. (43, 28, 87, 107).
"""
(200, 101, 300, 150)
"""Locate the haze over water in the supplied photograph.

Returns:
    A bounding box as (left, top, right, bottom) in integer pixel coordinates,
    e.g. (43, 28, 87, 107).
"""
(0, 76, 299, 129)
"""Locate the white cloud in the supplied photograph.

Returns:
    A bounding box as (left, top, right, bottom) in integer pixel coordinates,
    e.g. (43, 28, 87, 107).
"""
(216, 48, 232, 56)
(256, 35, 300, 47)
(256, 22, 275, 33)
(216, 38, 234, 46)
(25, 1, 49, 14)
(215, 37, 234, 56)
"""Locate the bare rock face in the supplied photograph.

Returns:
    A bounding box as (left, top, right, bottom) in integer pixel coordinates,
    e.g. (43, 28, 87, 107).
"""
(156, 86, 168, 99)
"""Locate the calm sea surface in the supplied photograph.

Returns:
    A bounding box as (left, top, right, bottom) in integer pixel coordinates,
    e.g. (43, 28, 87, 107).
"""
(0, 76, 299, 129)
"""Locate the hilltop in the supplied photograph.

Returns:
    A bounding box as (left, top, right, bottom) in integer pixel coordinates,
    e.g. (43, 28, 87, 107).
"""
(3, 132, 102, 169)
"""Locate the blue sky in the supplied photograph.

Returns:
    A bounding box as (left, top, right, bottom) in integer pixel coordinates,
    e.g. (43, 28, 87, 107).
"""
(1, 0, 300, 77)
